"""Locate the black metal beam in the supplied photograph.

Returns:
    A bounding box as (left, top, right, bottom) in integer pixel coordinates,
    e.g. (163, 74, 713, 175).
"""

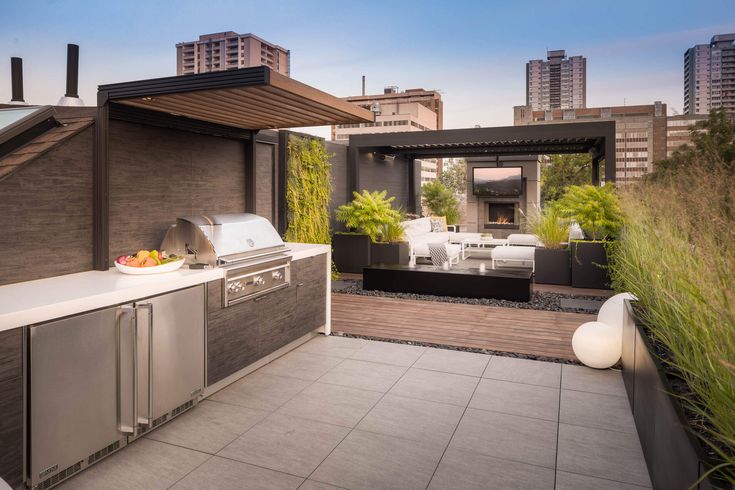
(276, 130, 289, 235)
(347, 143, 360, 198)
(377, 145, 595, 159)
(93, 101, 110, 270)
(99, 66, 270, 100)
(592, 156, 600, 185)
(407, 156, 417, 214)
(245, 130, 258, 214)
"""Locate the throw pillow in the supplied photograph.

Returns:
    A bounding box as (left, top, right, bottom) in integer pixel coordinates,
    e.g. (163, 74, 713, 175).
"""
(430, 216, 447, 233)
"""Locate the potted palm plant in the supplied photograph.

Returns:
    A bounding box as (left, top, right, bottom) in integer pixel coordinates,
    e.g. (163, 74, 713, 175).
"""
(334, 190, 402, 273)
(557, 184, 623, 289)
(528, 205, 570, 285)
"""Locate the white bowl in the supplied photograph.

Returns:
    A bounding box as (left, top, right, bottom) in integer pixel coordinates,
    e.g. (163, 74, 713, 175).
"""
(114, 258, 186, 275)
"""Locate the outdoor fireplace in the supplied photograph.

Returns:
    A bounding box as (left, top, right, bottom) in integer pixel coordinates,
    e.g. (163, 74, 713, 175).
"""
(484, 202, 519, 229)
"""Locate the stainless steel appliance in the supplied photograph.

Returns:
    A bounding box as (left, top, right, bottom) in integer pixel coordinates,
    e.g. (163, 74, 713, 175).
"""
(27, 286, 204, 490)
(161, 213, 291, 307)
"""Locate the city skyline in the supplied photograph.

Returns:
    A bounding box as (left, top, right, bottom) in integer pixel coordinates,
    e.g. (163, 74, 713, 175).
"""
(2, 0, 735, 139)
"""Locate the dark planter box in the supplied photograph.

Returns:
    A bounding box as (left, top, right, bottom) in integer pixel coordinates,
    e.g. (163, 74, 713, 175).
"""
(622, 301, 728, 489)
(447, 224, 460, 232)
(570, 240, 611, 289)
(332, 233, 371, 274)
(534, 248, 571, 285)
(370, 241, 409, 266)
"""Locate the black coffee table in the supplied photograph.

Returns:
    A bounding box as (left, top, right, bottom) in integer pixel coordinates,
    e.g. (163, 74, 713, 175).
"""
(363, 264, 533, 302)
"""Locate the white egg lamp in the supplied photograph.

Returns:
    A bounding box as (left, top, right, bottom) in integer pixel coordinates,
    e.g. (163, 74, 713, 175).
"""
(572, 292, 637, 369)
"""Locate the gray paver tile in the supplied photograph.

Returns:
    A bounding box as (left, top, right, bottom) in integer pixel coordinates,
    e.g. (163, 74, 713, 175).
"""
(561, 365, 627, 397)
(278, 382, 382, 427)
(560, 389, 636, 433)
(449, 408, 557, 468)
(209, 371, 311, 411)
(171, 455, 303, 489)
(349, 340, 426, 366)
(311, 430, 444, 490)
(483, 356, 561, 387)
(258, 351, 343, 381)
(218, 412, 349, 477)
(469, 378, 559, 421)
(389, 368, 479, 406)
(557, 423, 651, 487)
(413, 348, 490, 377)
(318, 359, 407, 392)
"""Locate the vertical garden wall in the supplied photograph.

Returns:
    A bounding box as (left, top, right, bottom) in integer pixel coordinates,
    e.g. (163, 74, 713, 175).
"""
(284, 136, 333, 245)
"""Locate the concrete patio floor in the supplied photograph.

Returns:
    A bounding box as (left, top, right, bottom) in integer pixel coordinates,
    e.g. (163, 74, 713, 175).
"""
(59, 336, 651, 490)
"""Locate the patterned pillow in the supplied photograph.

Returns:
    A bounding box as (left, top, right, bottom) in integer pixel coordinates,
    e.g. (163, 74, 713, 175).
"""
(430, 216, 447, 233)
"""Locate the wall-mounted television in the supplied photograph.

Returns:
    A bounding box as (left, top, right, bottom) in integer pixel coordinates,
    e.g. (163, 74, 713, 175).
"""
(472, 167, 523, 197)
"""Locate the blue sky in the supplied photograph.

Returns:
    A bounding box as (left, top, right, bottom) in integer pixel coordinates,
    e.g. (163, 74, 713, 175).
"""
(3, 0, 735, 138)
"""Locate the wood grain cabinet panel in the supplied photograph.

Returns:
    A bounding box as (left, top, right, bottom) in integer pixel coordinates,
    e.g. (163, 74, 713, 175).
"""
(0, 328, 22, 384)
(205, 253, 328, 386)
(206, 284, 260, 386)
(0, 327, 22, 487)
(293, 254, 328, 336)
(256, 285, 298, 359)
(0, 377, 22, 488)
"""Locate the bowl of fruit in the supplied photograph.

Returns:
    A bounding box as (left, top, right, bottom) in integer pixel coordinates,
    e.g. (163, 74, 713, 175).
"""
(114, 250, 185, 275)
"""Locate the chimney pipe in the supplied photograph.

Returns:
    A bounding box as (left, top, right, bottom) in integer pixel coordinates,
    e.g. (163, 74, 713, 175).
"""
(58, 43, 84, 106)
(9, 57, 26, 105)
(362, 75, 365, 96)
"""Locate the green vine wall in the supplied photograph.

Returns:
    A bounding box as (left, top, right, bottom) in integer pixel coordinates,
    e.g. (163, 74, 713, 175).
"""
(284, 136, 333, 245)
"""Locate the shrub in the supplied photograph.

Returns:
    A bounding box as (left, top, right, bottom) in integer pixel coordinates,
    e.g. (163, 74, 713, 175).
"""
(556, 184, 623, 240)
(284, 136, 332, 245)
(335, 190, 402, 243)
(525, 205, 568, 249)
(421, 180, 460, 224)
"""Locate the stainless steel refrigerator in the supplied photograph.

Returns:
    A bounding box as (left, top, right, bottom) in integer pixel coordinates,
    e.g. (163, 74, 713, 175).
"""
(27, 285, 205, 489)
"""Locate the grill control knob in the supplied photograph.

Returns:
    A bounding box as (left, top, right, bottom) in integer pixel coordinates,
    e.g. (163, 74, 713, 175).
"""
(272, 270, 282, 280)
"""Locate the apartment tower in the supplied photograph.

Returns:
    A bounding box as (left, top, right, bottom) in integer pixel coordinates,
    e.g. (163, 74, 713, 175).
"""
(333, 86, 444, 183)
(683, 33, 735, 116)
(526, 50, 586, 111)
(176, 32, 290, 76)
(514, 102, 667, 183)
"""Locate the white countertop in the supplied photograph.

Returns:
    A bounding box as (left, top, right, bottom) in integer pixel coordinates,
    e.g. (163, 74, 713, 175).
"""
(0, 243, 329, 332)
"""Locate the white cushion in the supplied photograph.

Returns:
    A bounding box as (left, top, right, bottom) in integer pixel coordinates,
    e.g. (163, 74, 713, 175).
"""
(401, 217, 432, 239)
(491, 245, 534, 270)
(507, 234, 540, 246)
(446, 244, 461, 257)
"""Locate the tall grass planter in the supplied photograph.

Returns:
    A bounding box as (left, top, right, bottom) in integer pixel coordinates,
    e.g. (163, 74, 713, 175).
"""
(622, 301, 729, 489)
(611, 167, 735, 486)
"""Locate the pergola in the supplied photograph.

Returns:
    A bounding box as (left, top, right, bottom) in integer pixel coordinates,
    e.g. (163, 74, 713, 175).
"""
(93, 66, 374, 269)
(346, 122, 616, 213)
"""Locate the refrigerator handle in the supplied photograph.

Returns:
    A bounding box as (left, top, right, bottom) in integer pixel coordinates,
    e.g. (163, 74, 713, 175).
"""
(136, 303, 154, 426)
(117, 306, 137, 434)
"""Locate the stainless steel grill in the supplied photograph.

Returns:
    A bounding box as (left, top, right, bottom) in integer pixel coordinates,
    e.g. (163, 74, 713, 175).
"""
(161, 213, 290, 306)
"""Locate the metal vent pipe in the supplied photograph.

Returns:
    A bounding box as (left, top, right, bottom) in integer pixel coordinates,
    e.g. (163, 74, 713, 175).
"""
(9, 57, 26, 104)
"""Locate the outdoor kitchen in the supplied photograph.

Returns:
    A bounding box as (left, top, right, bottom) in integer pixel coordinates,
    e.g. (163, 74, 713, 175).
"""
(0, 56, 373, 489)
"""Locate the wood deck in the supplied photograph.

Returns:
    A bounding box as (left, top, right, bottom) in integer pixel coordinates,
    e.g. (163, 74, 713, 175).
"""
(331, 294, 596, 361)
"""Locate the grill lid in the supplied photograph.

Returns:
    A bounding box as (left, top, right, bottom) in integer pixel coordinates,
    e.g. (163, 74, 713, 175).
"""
(161, 213, 286, 266)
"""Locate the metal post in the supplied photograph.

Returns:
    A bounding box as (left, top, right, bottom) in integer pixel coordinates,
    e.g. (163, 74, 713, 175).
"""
(592, 156, 600, 185)
(93, 99, 110, 270)
(244, 130, 258, 214)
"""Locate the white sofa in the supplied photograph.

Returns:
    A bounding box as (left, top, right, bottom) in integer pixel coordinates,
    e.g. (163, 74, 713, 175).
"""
(401, 217, 482, 261)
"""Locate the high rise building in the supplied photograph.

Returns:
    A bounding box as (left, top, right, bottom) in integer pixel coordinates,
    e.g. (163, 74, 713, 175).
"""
(333, 86, 444, 183)
(176, 32, 290, 76)
(683, 34, 735, 116)
(666, 114, 708, 157)
(526, 50, 586, 111)
(514, 102, 667, 183)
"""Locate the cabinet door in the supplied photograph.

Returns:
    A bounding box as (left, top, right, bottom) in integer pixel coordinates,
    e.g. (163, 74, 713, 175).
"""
(207, 282, 260, 386)
(136, 285, 205, 423)
(257, 284, 298, 358)
(29, 308, 123, 488)
(293, 254, 328, 336)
